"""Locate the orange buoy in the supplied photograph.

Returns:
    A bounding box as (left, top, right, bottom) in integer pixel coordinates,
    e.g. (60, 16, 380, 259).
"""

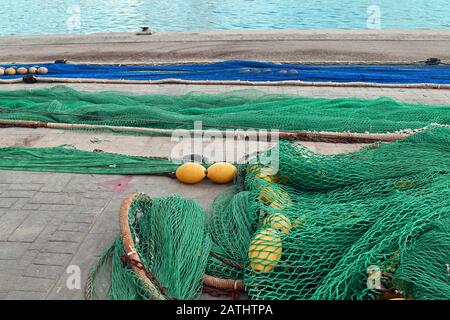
(4, 67, 16, 76)
(248, 228, 282, 272)
(206, 162, 237, 184)
(28, 67, 38, 74)
(37, 67, 48, 74)
(175, 162, 206, 184)
(17, 67, 28, 74)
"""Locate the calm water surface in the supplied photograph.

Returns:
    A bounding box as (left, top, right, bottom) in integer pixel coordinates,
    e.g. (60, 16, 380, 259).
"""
(1, 0, 449, 36)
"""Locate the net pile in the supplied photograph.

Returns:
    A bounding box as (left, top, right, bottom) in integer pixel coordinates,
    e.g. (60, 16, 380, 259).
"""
(241, 127, 450, 300)
(87, 127, 449, 300)
(1, 86, 450, 134)
(108, 194, 211, 300)
(2, 60, 450, 84)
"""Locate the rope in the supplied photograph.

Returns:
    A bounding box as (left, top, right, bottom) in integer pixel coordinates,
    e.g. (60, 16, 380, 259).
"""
(118, 193, 169, 300)
(34, 77, 450, 90)
(0, 119, 410, 143)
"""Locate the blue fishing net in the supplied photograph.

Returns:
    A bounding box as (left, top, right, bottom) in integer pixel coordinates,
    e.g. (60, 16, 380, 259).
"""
(1, 60, 450, 84)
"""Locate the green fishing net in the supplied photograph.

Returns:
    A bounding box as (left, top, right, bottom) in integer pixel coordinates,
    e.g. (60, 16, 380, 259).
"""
(86, 127, 449, 300)
(0, 145, 178, 175)
(206, 191, 257, 281)
(1, 86, 450, 134)
(108, 194, 211, 300)
(241, 127, 450, 300)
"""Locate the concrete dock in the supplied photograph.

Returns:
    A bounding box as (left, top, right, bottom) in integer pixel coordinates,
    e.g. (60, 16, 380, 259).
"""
(2, 30, 450, 64)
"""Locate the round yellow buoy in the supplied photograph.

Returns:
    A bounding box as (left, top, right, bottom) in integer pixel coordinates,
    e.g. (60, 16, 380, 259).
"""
(17, 67, 28, 74)
(4, 67, 16, 76)
(246, 164, 261, 174)
(259, 186, 292, 209)
(37, 67, 48, 74)
(206, 162, 237, 184)
(0, 68, 4, 76)
(259, 185, 276, 204)
(248, 228, 282, 272)
(263, 212, 292, 233)
(270, 189, 292, 210)
(28, 67, 38, 74)
(255, 167, 288, 184)
(175, 162, 206, 184)
(292, 215, 305, 229)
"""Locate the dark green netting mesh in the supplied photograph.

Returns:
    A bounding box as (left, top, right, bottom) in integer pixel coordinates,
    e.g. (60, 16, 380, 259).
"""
(241, 127, 450, 300)
(86, 127, 449, 300)
(0, 145, 178, 174)
(206, 191, 258, 281)
(109, 194, 211, 300)
(1, 86, 450, 134)
(392, 219, 450, 300)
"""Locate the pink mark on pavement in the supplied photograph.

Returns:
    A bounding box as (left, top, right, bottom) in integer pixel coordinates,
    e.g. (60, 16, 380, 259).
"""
(96, 176, 133, 193)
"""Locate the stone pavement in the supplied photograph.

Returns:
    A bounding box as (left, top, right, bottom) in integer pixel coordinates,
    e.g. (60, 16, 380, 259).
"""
(0, 170, 231, 300)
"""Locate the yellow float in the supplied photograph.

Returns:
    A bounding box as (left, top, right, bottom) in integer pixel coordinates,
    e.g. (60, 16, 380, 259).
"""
(38, 67, 48, 74)
(248, 228, 282, 272)
(259, 186, 292, 209)
(263, 212, 292, 233)
(175, 162, 206, 184)
(28, 67, 38, 74)
(0, 68, 4, 76)
(255, 167, 288, 185)
(17, 67, 28, 74)
(206, 162, 237, 184)
(4, 67, 16, 76)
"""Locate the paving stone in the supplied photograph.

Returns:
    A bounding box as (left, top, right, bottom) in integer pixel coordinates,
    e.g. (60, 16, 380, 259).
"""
(0, 210, 31, 240)
(0, 190, 37, 198)
(0, 171, 48, 184)
(33, 252, 72, 267)
(29, 225, 59, 250)
(8, 183, 43, 191)
(44, 242, 80, 254)
(4, 290, 46, 300)
(63, 214, 96, 224)
(30, 193, 76, 205)
(39, 175, 73, 192)
(0, 260, 25, 276)
(21, 203, 41, 210)
(71, 205, 105, 215)
(0, 249, 39, 273)
(89, 209, 119, 234)
(8, 276, 54, 293)
(74, 195, 111, 208)
(0, 198, 17, 208)
(58, 222, 91, 233)
(0, 242, 29, 260)
(23, 264, 65, 280)
(36, 204, 75, 212)
(8, 224, 45, 243)
(50, 231, 85, 243)
(11, 199, 31, 210)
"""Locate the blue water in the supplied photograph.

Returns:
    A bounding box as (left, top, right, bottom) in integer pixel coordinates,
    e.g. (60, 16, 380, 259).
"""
(1, 0, 449, 36)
